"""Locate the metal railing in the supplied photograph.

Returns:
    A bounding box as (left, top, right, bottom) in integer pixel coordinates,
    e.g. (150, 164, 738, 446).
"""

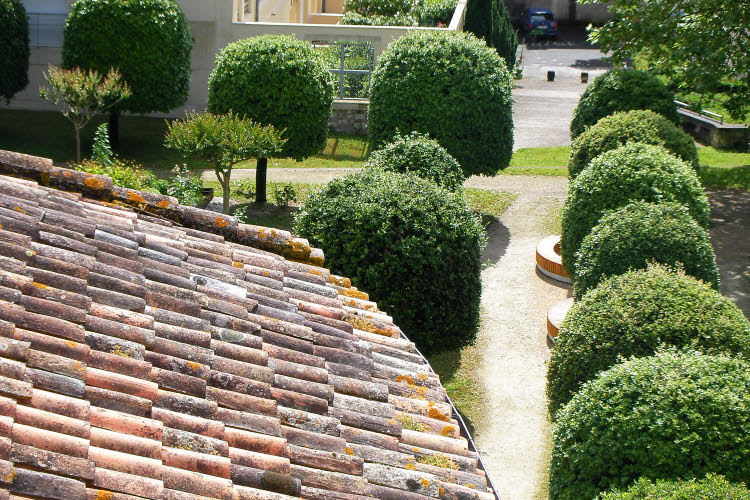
(27, 13, 66, 47)
(675, 99, 724, 124)
(312, 41, 374, 99)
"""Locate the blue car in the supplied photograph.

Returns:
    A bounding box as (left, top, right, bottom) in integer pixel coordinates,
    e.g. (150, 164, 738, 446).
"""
(520, 7, 558, 39)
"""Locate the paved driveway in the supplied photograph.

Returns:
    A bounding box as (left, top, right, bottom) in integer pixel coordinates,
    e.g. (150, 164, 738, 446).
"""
(513, 26, 610, 150)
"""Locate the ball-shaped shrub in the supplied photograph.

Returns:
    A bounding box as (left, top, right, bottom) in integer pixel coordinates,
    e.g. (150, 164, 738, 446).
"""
(0, 0, 29, 103)
(63, 0, 192, 114)
(365, 132, 465, 190)
(560, 143, 709, 277)
(568, 110, 699, 178)
(294, 168, 485, 354)
(600, 474, 750, 500)
(547, 265, 750, 416)
(573, 201, 719, 299)
(208, 35, 335, 161)
(549, 351, 750, 500)
(369, 30, 514, 177)
(570, 69, 680, 138)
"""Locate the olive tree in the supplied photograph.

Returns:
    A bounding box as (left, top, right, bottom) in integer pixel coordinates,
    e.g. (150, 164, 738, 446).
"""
(207, 35, 335, 205)
(165, 112, 285, 214)
(62, 0, 192, 147)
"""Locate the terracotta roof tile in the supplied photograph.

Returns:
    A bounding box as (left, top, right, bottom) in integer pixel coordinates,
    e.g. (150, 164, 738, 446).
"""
(0, 151, 496, 499)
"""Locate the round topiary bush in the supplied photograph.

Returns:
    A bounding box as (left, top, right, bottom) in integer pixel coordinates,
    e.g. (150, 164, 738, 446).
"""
(561, 143, 709, 277)
(369, 30, 514, 177)
(365, 132, 465, 190)
(63, 0, 192, 115)
(600, 474, 750, 500)
(570, 69, 680, 138)
(572, 201, 719, 299)
(568, 110, 699, 178)
(547, 264, 750, 416)
(0, 0, 29, 103)
(549, 351, 750, 500)
(294, 168, 485, 354)
(208, 35, 335, 161)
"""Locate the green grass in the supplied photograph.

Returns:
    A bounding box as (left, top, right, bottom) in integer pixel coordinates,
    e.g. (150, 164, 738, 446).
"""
(464, 188, 518, 223)
(697, 146, 750, 167)
(510, 147, 571, 167)
(0, 109, 368, 170)
(699, 165, 750, 190)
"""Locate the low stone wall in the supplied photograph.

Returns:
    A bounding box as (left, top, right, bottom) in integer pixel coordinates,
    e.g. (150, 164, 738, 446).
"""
(679, 109, 749, 151)
(329, 99, 369, 135)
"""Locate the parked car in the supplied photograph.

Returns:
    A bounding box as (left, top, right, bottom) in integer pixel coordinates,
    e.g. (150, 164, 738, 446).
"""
(520, 7, 558, 39)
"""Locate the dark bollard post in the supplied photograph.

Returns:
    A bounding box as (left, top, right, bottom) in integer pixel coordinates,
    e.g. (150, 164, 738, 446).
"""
(581, 72, 588, 83)
(547, 70, 555, 82)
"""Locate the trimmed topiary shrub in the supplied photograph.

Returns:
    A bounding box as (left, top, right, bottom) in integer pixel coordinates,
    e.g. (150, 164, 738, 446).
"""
(568, 110, 699, 178)
(343, 0, 413, 17)
(0, 0, 29, 103)
(549, 350, 750, 500)
(63, 0, 192, 143)
(369, 30, 514, 177)
(207, 35, 335, 204)
(570, 69, 680, 138)
(339, 11, 416, 25)
(573, 201, 719, 299)
(547, 264, 750, 416)
(561, 143, 709, 276)
(600, 474, 750, 500)
(416, 0, 458, 26)
(294, 168, 485, 354)
(365, 132, 465, 190)
(463, 0, 518, 69)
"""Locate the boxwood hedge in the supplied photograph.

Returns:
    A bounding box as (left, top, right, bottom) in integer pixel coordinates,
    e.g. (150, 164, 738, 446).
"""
(561, 143, 709, 277)
(547, 265, 750, 416)
(368, 30, 514, 177)
(365, 132, 465, 190)
(568, 110, 699, 178)
(62, 0, 192, 115)
(570, 69, 680, 138)
(294, 168, 485, 354)
(549, 351, 750, 500)
(0, 0, 29, 103)
(573, 201, 719, 299)
(600, 474, 750, 500)
(207, 35, 335, 161)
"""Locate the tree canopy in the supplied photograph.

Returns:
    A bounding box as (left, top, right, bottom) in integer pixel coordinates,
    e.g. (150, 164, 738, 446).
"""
(581, 0, 750, 119)
(0, 0, 29, 103)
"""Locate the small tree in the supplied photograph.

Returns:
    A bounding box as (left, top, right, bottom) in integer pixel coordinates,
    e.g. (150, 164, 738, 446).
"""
(39, 65, 131, 163)
(62, 0, 193, 147)
(165, 112, 285, 214)
(463, 0, 517, 69)
(0, 0, 30, 103)
(207, 35, 335, 205)
(369, 30, 514, 176)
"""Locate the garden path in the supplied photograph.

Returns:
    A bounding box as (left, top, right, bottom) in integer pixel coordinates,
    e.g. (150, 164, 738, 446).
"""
(464, 174, 569, 500)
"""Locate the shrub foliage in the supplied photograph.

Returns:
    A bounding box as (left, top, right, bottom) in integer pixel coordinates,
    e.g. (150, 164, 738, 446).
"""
(366, 132, 465, 190)
(570, 69, 680, 138)
(0, 0, 29, 102)
(368, 30, 514, 177)
(549, 351, 750, 499)
(463, 0, 517, 69)
(600, 474, 750, 500)
(573, 201, 719, 299)
(294, 168, 485, 354)
(547, 265, 750, 415)
(568, 110, 699, 178)
(62, 0, 192, 115)
(561, 143, 709, 276)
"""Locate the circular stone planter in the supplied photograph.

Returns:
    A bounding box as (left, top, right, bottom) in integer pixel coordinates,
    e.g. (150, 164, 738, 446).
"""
(547, 298, 574, 343)
(536, 235, 571, 283)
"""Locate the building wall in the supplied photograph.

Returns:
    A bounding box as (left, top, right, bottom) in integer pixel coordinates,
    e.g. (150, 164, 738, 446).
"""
(505, 0, 611, 23)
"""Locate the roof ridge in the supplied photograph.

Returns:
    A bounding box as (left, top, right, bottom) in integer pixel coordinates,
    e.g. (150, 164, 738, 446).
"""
(0, 150, 324, 267)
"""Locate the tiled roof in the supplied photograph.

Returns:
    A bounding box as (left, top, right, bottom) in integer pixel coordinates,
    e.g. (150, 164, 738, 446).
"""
(0, 151, 494, 500)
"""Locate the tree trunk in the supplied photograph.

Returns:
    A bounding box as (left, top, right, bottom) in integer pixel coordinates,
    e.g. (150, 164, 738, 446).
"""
(74, 126, 81, 163)
(568, 0, 576, 23)
(222, 175, 231, 214)
(108, 112, 120, 149)
(255, 157, 268, 205)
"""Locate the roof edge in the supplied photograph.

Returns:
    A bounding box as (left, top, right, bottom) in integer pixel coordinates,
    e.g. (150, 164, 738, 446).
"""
(0, 150, 324, 267)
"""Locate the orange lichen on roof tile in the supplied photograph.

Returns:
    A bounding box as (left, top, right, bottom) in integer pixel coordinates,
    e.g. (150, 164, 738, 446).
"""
(128, 191, 146, 203)
(83, 176, 106, 189)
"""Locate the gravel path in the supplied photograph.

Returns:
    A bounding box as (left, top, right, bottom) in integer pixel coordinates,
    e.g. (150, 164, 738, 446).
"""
(466, 175, 569, 499)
